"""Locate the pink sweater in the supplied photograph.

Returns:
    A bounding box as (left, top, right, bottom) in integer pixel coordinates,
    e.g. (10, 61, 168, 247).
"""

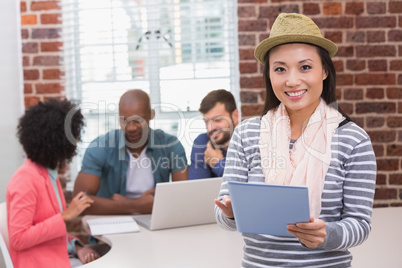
(6, 159, 77, 268)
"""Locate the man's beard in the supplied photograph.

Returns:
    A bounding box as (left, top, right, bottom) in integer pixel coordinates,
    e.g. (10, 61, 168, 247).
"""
(210, 129, 231, 147)
(125, 131, 148, 149)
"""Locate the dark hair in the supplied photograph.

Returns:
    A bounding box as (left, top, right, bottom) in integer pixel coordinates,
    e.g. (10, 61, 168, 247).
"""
(199, 89, 237, 114)
(17, 99, 84, 169)
(261, 44, 350, 120)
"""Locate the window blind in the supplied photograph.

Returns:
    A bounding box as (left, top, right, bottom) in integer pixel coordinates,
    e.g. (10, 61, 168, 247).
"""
(61, 0, 240, 186)
(62, 0, 239, 112)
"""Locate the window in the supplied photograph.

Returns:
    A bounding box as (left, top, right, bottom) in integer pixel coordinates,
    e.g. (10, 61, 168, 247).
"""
(62, 0, 240, 187)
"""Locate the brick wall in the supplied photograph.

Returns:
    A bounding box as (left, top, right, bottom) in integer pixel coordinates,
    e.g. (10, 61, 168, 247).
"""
(20, 0, 64, 107)
(19, 0, 402, 237)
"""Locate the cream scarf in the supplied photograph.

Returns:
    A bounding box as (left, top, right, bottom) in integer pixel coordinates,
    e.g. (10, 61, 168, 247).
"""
(259, 99, 343, 218)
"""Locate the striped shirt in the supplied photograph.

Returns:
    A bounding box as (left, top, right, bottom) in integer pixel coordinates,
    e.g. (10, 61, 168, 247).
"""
(289, 139, 297, 152)
(215, 117, 377, 268)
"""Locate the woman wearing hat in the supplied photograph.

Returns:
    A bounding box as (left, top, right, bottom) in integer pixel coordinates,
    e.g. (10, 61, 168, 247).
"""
(215, 13, 376, 267)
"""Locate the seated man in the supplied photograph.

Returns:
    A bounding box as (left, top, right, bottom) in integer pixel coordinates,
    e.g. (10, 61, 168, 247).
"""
(74, 89, 188, 215)
(188, 89, 239, 180)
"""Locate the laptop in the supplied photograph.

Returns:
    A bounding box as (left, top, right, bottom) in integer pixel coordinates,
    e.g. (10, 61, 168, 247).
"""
(134, 177, 223, 231)
(227, 181, 310, 237)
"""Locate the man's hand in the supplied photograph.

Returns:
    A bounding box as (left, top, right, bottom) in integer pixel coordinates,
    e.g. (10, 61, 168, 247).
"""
(204, 141, 224, 168)
(111, 188, 155, 214)
(136, 189, 155, 214)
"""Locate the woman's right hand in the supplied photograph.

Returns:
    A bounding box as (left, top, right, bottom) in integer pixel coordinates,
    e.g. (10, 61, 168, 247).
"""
(214, 195, 234, 219)
(62, 191, 94, 221)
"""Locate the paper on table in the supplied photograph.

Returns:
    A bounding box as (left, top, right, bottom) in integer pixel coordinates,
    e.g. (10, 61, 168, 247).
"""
(87, 216, 140, 235)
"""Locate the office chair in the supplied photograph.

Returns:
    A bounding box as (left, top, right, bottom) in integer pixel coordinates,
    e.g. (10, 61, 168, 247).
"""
(0, 202, 13, 268)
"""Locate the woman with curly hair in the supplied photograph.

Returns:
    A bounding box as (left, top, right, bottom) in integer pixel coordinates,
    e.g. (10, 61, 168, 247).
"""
(6, 99, 100, 268)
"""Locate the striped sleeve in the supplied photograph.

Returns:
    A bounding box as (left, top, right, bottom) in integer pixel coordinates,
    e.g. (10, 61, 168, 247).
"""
(215, 118, 256, 231)
(318, 123, 377, 251)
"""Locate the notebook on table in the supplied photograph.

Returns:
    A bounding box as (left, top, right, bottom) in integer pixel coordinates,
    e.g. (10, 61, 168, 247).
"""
(227, 181, 310, 237)
(134, 177, 223, 231)
(87, 216, 140, 235)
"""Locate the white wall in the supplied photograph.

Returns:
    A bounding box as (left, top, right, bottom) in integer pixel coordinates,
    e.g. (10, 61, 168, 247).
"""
(0, 1, 24, 202)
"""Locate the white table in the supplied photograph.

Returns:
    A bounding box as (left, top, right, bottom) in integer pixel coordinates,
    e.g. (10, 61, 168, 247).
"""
(82, 207, 402, 268)
(81, 218, 244, 268)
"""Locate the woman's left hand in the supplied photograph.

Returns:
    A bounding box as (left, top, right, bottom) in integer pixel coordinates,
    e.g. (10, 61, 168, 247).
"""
(287, 217, 326, 248)
(76, 246, 100, 264)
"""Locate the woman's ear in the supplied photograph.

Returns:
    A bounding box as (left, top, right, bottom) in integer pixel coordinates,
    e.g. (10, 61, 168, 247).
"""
(322, 68, 328, 81)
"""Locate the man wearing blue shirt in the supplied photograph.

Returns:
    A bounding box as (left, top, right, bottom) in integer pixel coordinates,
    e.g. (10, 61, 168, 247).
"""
(188, 89, 239, 180)
(74, 89, 188, 215)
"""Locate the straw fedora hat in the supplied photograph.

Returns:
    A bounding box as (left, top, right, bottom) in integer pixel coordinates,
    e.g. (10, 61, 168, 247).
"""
(254, 13, 338, 64)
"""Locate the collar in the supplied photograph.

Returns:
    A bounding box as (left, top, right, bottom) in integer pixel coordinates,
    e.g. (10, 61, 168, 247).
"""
(47, 168, 58, 181)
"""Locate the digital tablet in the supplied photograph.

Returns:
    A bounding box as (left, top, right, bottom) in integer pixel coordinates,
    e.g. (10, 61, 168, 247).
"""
(227, 181, 310, 237)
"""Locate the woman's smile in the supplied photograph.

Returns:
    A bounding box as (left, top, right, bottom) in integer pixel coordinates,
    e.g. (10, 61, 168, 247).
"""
(285, 89, 307, 99)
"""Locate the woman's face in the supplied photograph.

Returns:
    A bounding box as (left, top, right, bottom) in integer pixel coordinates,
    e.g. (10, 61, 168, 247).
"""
(268, 43, 327, 117)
